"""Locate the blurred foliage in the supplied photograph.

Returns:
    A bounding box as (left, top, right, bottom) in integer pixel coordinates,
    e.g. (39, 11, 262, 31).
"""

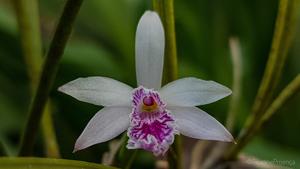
(0, 157, 118, 169)
(245, 137, 300, 167)
(0, 0, 299, 168)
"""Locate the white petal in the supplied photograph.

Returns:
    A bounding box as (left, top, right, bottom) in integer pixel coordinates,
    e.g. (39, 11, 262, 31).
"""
(169, 106, 233, 142)
(159, 77, 232, 106)
(58, 76, 133, 106)
(135, 11, 165, 89)
(74, 106, 131, 152)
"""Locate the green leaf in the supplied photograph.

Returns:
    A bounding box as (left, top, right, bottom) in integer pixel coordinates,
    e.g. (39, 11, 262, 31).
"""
(0, 157, 119, 169)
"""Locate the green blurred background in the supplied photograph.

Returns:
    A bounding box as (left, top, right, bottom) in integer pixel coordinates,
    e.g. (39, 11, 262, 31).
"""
(0, 0, 299, 168)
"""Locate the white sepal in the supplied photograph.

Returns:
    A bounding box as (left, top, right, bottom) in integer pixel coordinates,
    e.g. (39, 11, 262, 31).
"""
(73, 106, 131, 152)
(160, 77, 232, 106)
(169, 106, 233, 142)
(58, 76, 133, 106)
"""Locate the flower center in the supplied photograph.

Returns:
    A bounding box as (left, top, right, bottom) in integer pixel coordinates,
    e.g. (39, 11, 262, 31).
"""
(142, 96, 157, 112)
(143, 96, 154, 106)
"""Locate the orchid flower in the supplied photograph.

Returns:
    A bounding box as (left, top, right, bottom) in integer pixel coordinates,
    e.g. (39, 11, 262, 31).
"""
(58, 11, 234, 156)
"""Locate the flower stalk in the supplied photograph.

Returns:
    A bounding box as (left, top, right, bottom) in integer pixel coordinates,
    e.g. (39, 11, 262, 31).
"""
(152, 0, 181, 168)
(13, 0, 60, 157)
(225, 0, 300, 160)
(18, 0, 83, 156)
(153, 0, 178, 83)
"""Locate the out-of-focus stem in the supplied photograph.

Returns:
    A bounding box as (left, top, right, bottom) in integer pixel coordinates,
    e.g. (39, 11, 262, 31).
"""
(153, 0, 181, 169)
(170, 135, 183, 169)
(261, 75, 300, 123)
(225, 74, 300, 160)
(226, 37, 242, 132)
(250, 0, 299, 120)
(14, 0, 60, 158)
(153, 0, 178, 83)
(41, 102, 60, 157)
(13, 0, 42, 84)
(124, 150, 138, 169)
(242, 0, 300, 142)
(102, 136, 126, 165)
(224, 0, 300, 160)
(190, 141, 211, 169)
(0, 141, 7, 156)
(18, 0, 83, 156)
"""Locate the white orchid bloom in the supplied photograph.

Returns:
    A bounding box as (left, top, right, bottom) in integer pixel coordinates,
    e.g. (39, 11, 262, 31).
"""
(58, 11, 233, 156)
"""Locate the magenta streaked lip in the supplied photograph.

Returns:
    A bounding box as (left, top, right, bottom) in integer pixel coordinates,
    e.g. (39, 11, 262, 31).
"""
(127, 87, 178, 156)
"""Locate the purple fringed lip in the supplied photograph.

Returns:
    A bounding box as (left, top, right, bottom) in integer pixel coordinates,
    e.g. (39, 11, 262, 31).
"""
(127, 87, 178, 156)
